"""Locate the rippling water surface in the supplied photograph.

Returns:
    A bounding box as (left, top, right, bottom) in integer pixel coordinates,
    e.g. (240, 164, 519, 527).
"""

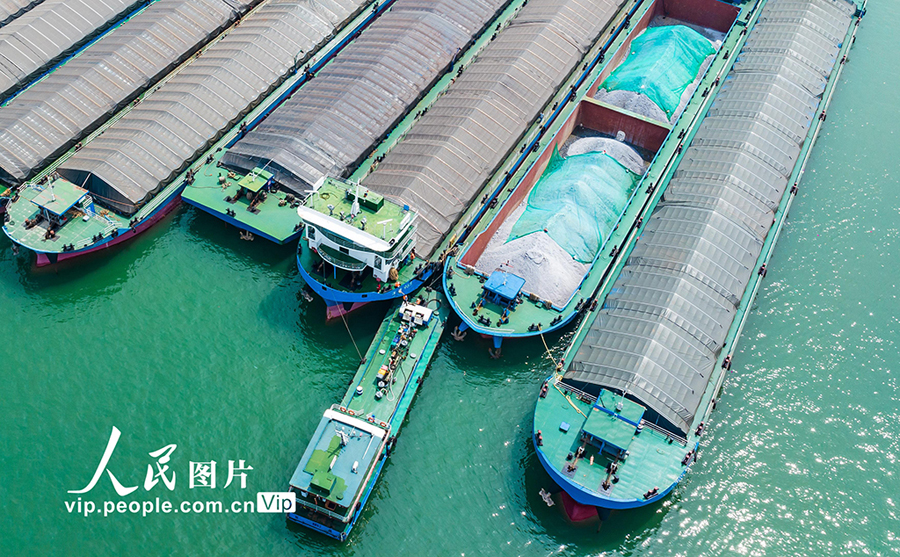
(2, 3, 898, 555)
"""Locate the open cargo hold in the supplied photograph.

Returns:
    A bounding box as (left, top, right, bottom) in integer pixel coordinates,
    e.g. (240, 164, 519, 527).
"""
(530, 0, 860, 513)
(451, 0, 736, 324)
(594, 24, 717, 124)
(0, 0, 255, 186)
(55, 0, 373, 216)
(222, 0, 511, 196)
(458, 99, 665, 309)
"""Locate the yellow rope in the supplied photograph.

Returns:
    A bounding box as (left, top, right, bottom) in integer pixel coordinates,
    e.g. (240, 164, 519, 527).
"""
(541, 332, 587, 418)
(539, 332, 557, 366)
(554, 381, 588, 418)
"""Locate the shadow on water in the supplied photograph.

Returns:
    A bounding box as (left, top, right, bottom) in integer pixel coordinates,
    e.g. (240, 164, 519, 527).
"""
(183, 205, 295, 268)
(0, 204, 187, 301)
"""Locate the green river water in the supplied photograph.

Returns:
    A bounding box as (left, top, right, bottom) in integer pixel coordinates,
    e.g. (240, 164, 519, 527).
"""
(2, 2, 897, 555)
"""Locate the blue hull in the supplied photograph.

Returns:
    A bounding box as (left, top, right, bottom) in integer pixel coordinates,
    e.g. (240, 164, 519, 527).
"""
(287, 454, 387, 541)
(533, 437, 693, 510)
(5, 182, 185, 266)
(296, 252, 434, 305)
(183, 198, 303, 245)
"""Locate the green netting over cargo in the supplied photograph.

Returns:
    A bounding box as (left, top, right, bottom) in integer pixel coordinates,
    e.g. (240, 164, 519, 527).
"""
(600, 25, 715, 118)
(509, 147, 639, 263)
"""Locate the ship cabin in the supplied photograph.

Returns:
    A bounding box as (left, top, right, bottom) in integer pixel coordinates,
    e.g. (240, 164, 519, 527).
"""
(225, 167, 274, 214)
(16, 178, 99, 248)
(579, 389, 647, 459)
(288, 407, 388, 538)
(298, 177, 418, 284)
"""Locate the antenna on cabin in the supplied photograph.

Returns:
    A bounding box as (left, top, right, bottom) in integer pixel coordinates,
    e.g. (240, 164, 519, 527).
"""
(351, 181, 360, 217)
(378, 219, 392, 240)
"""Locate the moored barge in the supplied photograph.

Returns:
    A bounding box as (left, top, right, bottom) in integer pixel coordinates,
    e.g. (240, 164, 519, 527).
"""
(443, 0, 743, 354)
(532, 0, 863, 515)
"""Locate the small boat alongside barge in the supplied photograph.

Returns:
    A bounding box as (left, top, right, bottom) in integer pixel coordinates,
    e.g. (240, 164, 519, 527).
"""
(287, 294, 447, 540)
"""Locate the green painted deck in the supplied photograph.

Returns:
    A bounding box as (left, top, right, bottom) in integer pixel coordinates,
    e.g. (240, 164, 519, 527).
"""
(341, 297, 446, 423)
(532, 0, 864, 507)
(183, 0, 530, 246)
(182, 155, 303, 242)
(290, 295, 447, 527)
(582, 391, 645, 451)
(304, 178, 411, 240)
(30, 179, 87, 216)
(238, 168, 272, 193)
(5, 0, 386, 253)
(5, 185, 125, 251)
(304, 435, 349, 502)
(535, 383, 687, 503)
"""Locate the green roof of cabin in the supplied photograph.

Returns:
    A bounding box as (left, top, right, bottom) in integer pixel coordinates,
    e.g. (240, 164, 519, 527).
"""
(30, 179, 88, 216)
(303, 177, 412, 238)
(582, 391, 646, 451)
(237, 168, 273, 193)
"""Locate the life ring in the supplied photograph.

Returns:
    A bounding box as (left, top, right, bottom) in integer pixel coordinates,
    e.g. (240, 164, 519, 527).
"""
(379, 421, 388, 428)
(339, 406, 347, 413)
(368, 417, 375, 424)
(348, 410, 356, 416)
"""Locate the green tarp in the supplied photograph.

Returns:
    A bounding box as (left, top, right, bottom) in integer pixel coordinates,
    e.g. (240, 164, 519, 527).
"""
(509, 147, 639, 263)
(601, 25, 715, 118)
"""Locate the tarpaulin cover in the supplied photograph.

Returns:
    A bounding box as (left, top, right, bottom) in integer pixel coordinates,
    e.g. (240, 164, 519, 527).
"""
(56, 0, 369, 215)
(0, 0, 145, 99)
(0, 0, 249, 186)
(363, 0, 624, 257)
(509, 147, 638, 263)
(0, 0, 43, 28)
(223, 0, 509, 195)
(600, 25, 715, 118)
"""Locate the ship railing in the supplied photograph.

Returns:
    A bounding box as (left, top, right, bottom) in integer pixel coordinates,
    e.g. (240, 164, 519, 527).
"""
(320, 225, 413, 260)
(294, 497, 348, 522)
(557, 380, 688, 446)
(639, 419, 687, 446)
(318, 247, 367, 271)
(556, 381, 597, 405)
(320, 227, 370, 251)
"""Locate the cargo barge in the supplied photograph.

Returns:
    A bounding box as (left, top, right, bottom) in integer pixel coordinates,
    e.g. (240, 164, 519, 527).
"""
(285, 0, 640, 541)
(443, 0, 743, 355)
(182, 0, 521, 247)
(0, 0, 261, 188)
(0, 0, 149, 102)
(2, 0, 386, 266)
(532, 0, 864, 515)
(295, 0, 627, 319)
(287, 294, 447, 540)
